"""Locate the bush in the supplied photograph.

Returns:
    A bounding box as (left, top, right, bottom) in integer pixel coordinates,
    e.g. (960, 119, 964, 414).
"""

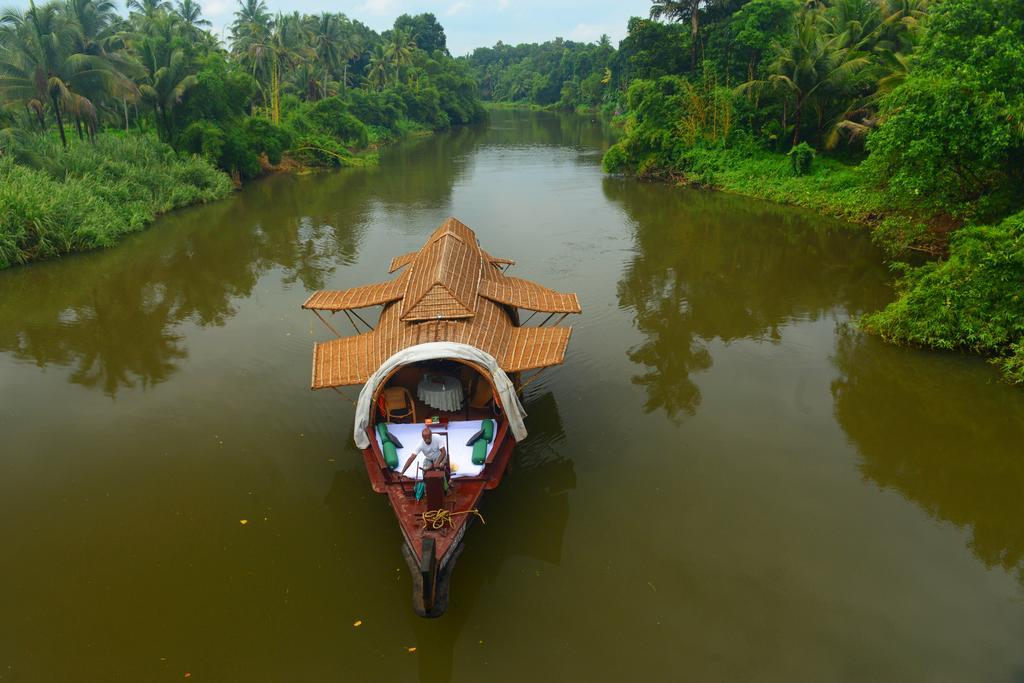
(179, 117, 291, 178)
(602, 142, 629, 173)
(346, 89, 406, 132)
(0, 134, 230, 268)
(864, 75, 1020, 215)
(788, 142, 815, 176)
(304, 97, 370, 146)
(861, 210, 1024, 382)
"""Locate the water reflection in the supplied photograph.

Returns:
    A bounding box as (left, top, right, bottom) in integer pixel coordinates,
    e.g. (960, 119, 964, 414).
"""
(832, 331, 1024, 583)
(483, 108, 615, 149)
(605, 178, 889, 421)
(383, 393, 571, 681)
(0, 127, 493, 397)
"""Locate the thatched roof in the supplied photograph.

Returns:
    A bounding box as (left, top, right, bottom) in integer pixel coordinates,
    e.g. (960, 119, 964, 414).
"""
(304, 218, 580, 389)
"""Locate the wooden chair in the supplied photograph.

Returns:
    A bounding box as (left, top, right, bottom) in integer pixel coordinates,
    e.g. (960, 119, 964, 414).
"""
(381, 386, 416, 423)
(467, 378, 496, 415)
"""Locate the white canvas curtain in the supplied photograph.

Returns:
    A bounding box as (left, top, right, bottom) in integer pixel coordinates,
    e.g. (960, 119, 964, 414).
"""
(353, 342, 528, 449)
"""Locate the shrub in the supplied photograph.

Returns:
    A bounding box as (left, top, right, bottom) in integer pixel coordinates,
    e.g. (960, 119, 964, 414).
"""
(304, 97, 370, 146)
(0, 134, 230, 268)
(864, 75, 1020, 215)
(788, 142, 815, 176)
(861, 210, 1024, 382)
(346, 89, 406, 132)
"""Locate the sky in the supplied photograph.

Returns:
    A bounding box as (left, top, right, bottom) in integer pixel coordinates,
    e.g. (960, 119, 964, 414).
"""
(199, 0, 654, 56)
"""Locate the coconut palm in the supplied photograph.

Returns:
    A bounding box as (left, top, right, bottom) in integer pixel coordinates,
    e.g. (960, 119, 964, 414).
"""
(366, 44, 388, 92)
(136, 30, 196, 139)
(0, 0, 127, 148)
(174, 0, 210, 36)
(384, 28, 415, 86)
(126, 0, 172, 28)
(649, 0, 725, 70)
(309, 12, 342, 100)
(64, 0, 118, 46)
(737, 8, 870, 146)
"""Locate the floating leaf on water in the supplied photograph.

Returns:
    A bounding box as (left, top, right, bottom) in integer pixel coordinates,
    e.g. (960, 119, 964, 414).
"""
(407, 647, 417, 653)
(239, 519, 248, 525)
(353, 620, 362, 627)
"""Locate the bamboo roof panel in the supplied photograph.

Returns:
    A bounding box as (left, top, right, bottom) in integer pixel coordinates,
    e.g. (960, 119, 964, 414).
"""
(401, 219, 482, 321)
(306, 217, 580, 389)
(480, 276, 582, 314)
(303, 271, 408, 311)
(498, 326, 573, 373)
(388, 251, 417, 273)
(481, 250, 516, 268)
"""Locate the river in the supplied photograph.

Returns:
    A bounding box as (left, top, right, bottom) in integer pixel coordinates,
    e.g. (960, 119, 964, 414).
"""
(1, 109, 1023, 681)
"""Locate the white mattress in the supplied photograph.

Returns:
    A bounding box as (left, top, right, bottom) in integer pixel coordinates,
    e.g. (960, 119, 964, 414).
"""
(375, 420, 495, 479)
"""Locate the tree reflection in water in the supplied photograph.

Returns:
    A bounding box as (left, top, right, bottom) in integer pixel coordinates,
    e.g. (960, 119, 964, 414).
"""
(0, 123, 488, 397)
(605, 176, 889, 421)
(832, 331, 1024, 584)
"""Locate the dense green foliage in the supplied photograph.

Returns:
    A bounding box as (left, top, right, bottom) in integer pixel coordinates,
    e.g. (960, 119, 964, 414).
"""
(0, 134, 230, 268)
(464, 36, 616, 110)
(589, 0, 1024, 381)
(863, 0, 1024, 219)
(0, 2, 483, 265)
(862, 211, 1024, 383)
(0, 2, 483, 176)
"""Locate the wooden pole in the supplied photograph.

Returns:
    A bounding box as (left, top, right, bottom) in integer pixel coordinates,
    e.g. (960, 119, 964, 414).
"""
(331, 386, 357, 405)
(516, 367, 550, 395)
(314, 309, 344, 338)
(351, 308, 374, 331)
(342, 309, 361, 332)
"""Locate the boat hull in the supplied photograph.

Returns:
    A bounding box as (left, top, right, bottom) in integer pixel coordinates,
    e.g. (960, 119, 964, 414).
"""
(361, 421, 517, 616)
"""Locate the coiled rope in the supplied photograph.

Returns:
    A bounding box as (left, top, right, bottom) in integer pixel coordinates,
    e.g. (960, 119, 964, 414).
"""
(421, 508, 486, 530)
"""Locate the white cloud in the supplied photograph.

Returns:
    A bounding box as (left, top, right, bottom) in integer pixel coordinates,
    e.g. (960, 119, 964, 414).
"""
(496, 0, 509, 8)
(202, 0, 228, 18)
(567, 22, 610, 42)
(356, 0, 401, 16)
(446, 1, 471, 16)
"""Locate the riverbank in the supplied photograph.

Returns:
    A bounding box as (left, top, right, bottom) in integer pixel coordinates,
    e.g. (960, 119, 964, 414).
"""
(0, 117, 446, 270)
(0, 135, 231, 269)
(605, 142, 948, 257)
(603, 141, 1024, 385)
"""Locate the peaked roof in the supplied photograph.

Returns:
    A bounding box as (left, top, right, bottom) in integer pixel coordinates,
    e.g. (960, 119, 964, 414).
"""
(303, 217, 581, 389)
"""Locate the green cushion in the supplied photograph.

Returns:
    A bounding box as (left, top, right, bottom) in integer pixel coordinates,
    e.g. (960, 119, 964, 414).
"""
(471, 438, 488, 465)
(381, 440, 399, 468)
(376, 422, 390, 443)
(481, 418, 495, 443)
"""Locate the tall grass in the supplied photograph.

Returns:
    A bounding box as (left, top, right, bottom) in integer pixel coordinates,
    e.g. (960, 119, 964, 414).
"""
(0, 134, 232, 269)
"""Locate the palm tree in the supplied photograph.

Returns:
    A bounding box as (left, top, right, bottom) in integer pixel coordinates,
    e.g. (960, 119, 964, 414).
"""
(174, 0, 210, 36)
(384, 28, 415, 86)
(64, 0, 118, 46)
(366, 44, 388, 92)
(649, 0, 724, 71)
(0, 0, 125, 148)
(737, 8, 870, 146)
(264, 13, 310, 122)
(310, 12, 341, 100)
(230, 0, 271, 112)
(126, 0, 172, 28)
(338, 25, 361, 94)
(136, 29, 196, 139)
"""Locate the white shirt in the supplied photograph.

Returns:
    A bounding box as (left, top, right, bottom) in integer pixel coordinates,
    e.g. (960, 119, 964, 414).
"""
(414, 437, 442, 465)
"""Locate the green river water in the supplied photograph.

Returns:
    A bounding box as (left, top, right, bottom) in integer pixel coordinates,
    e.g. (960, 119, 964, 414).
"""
(1, 109, 1023, 682)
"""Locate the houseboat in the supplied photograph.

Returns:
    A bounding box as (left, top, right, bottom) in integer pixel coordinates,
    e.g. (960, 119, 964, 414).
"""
(303, 218, 580, 616)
